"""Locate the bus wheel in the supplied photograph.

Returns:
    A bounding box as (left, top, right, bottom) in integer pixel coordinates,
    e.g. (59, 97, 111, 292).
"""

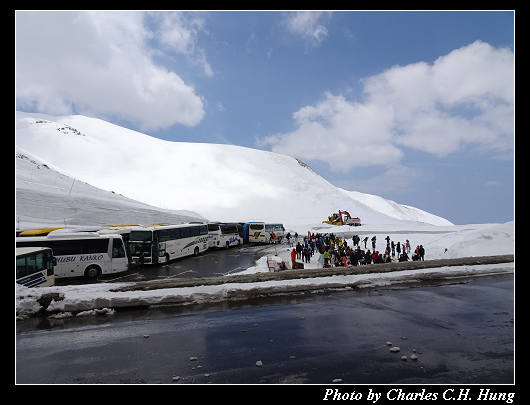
(194, 246, 200, 256)
(84, 265, 101, 279)
(225, 241, 230, 249)
(164, 254, 170, 263)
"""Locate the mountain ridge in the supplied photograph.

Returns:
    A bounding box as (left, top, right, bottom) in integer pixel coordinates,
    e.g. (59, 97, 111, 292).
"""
(15, 111, 453, 227)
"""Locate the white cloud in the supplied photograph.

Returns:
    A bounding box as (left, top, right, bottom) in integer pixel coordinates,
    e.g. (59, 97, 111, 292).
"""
(15, 11, 206, 131)
(260, 92, 402, 171)
(152, 11, 213, 77)
(366, 41, 514, 158)
(262, 41, 514, 171)
(284, 11, 331, 48)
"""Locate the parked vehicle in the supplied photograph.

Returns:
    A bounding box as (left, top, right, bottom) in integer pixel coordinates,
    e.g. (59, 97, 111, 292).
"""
(322, 210, 361, 226)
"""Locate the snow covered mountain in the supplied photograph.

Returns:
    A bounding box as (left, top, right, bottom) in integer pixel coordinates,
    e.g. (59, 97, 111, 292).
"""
(16, 147, 206, 228)
(15, 111, 452, 228)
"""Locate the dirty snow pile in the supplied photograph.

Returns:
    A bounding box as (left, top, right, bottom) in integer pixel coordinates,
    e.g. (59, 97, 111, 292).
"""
(15, 261, 514, 319)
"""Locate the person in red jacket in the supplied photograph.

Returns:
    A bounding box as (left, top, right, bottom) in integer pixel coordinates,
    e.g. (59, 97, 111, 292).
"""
(291, 248, 297, 269)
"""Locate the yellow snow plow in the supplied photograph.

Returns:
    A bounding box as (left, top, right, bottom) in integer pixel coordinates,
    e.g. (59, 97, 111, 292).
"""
(322, 210, 361, 226)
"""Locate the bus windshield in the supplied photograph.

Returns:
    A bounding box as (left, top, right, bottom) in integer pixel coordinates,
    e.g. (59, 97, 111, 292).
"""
(128, 241, 151, 256)
(129, 231, 153, 241)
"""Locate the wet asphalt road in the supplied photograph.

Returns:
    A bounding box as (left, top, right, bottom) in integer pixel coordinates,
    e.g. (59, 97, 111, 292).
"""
(16, 273, 514, 384)
(56, 243, 279, 286)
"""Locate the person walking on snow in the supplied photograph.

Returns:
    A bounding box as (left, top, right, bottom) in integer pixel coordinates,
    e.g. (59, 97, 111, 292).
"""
(418, 245, 425, 261)
(304, 246, 311, 263)
(291, 248, 297, 268)
(296, 242, 302, 259)
(324, 250, 331, 266)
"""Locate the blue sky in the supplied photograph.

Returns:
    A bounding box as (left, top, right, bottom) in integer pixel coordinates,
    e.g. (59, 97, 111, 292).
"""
(15, 11, 514, 225)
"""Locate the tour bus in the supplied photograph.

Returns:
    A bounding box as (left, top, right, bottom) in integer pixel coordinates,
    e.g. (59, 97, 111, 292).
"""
(265, 223, 285, 241)
(247, 222, 285, 243)
(207, 223, 243, 248)
(16, 232, 128, 279)
(16, 247, 55, 287)
(128, 223, 209, 264)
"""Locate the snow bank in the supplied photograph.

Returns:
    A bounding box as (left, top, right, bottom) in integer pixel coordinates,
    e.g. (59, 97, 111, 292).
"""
(16, 146, 205, 228)
(440, 221, 514, 259)
(230, 255, 270, 275)
(16, 262, 514, 319)
(233, 220, 514, 277)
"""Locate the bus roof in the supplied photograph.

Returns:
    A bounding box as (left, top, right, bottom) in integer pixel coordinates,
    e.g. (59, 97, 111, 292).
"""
(130, 223, 206, 231)
(104, 224, 140, 227)
(16, 232, 122, 241)
(18, 227, 66, 236)
(48, 226, 105, 234)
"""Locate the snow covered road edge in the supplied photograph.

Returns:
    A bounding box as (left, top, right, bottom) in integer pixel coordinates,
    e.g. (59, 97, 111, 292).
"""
(16, 256, 514, 319)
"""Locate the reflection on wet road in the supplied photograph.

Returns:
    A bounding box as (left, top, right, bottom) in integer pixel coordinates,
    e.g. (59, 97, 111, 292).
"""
(17, 274, 514, 384)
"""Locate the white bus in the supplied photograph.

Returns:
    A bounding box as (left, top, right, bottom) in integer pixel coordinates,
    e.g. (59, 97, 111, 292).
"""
(248, 222, 285, 243)
(207, 223, 242, 248)
(128, 223, 209, 264)
(266, 223, 285, 241)
(16, 232, 128, 279)
(16, 247, 55, 287)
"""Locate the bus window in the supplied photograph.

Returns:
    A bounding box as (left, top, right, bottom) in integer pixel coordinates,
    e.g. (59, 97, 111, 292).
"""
(26, 254, 37, 274)
(180, 227, 191, 238)
(129, 241, 150, 256)
(16, 256, 27, 279)
(83, 239, 110, 254)
(52, 240, 82, 255)
(130, 231, 153, 241)
(112, 238, 125, 258)
(128, 231, 153, 257)
(44, 251, 55, 276)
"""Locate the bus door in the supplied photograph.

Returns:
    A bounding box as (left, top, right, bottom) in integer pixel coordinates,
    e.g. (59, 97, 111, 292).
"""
(111, 237, 128, 271)
(151, 238, 159, 263)
(158, 242, 167, 262)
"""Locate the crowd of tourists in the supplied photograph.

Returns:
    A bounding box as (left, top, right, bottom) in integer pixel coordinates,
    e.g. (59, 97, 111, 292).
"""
(285, 232, 425, 268)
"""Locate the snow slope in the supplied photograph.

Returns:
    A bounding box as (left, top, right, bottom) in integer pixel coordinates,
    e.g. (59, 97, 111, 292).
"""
(338, 188, 451, 225)
(16, 146, 206, 228)
(16, 111, 452, 227)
